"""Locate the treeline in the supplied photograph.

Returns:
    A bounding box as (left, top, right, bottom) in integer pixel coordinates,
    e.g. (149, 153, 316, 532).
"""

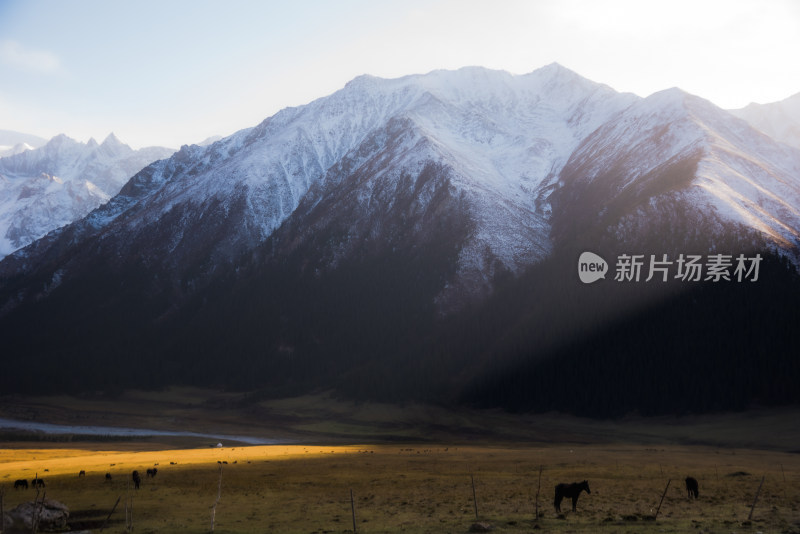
(455, 250, 800, 416)
(0, 210, 798, 419)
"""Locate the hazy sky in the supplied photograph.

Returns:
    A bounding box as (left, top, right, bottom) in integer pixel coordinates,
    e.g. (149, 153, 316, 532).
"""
(1, 0, 798, 149)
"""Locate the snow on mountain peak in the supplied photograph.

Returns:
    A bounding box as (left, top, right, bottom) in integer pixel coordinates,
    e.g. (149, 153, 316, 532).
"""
(344, 73, 383, 90)
(102, 132, 126, 147)
(46, 133, 76, 147)
(0, 133, 174, 258)
(730, 92, 800, 151)
(3, 65, 635, 288)
(0, 143, 35, 157)
(64, 66, 637, 295)
(4, 65, 799, 299)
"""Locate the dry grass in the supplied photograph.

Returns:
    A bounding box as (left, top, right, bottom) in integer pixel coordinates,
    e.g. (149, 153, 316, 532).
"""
(2, 391, 800, 532)
(1, 442, 799, 533)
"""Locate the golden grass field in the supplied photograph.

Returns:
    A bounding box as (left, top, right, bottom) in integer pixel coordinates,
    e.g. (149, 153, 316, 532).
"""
(1, 390, 799, 533)
(1, 441, 799, 533)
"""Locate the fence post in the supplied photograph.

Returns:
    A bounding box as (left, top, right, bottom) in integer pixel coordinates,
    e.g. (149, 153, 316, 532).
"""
(210, 464, 223, 532)
(99, 496, 121, 532)
(127, 494, 133, 532)
(654, 479, 670, 520)
(471, 474, 479, 520)
(748, 475, 765, 521)
(350, 489, 357, 533)
(534, 465, 542, 523)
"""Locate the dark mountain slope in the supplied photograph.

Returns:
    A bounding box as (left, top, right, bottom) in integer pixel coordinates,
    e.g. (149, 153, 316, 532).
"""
(0, 68, 799, 417)
(458, 250, 800, 416)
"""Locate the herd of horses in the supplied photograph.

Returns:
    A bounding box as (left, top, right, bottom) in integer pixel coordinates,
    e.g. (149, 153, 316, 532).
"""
(12, 477, 45, 490)
(12, 468, 699, 515)
(13, 467, 159, 492)
(554, 477, 699, 513)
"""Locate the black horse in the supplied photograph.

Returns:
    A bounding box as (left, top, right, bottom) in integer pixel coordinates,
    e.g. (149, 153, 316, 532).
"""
(685, 476, 699, 499)
(13, 479, 28, 490)
(554, 480, 591, 512)
(132, 470, 141, 489)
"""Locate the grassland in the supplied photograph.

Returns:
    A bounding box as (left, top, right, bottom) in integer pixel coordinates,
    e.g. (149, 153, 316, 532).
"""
(1, 390, 799, 533)
(1, 442, 799, 533)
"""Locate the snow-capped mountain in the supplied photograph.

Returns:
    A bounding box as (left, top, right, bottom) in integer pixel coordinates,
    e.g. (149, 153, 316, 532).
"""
(553, 88, 800, 257)
(0, 142, 36, 157)
(730, 92, 800, 151)
(0, 133, 175, 258)
(1, 65, 635, 292)
(2, 64, 799, 307)
(0, 129, 47, 157)
(0, 65, 799, 413)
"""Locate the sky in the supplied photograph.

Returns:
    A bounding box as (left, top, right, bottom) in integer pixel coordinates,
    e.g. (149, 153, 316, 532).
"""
(1, 0, 798, 149)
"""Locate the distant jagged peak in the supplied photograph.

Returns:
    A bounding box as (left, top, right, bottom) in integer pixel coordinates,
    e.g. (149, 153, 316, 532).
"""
(101, 132, 128, 148)
(28, 132, 136, 159)
(525, 62, 597, 85)
(47, 132, 78, 145)
(727, 91, 800, 150)
(2, 142, 35, 157)
(737, 91, 800, 112)
(96, 132, 133, 159)
(38, 133, 84, 155)
(0, 129, 47, 149)
(533, 61, 580, 77)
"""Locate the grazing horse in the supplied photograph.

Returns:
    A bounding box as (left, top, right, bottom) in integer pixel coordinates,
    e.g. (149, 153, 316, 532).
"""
(146, 467, 158, 478)
(685, 476, 699, 499)
(132, 470, 141, 490)
(31, 477, 45, 488)
(14, 479, 28, 490)
(79, 470, 86, 477)
(105, 472, 113, 481)
(554, 480, 591, 513)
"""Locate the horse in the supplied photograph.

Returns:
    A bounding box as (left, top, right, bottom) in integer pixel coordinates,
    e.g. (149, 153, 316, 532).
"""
(31, 477, 45, 488)
(132, 470, 141, 489)
(554, 480, 591, 512)
(146, 467, 158, 478)
(79, 470, 86, 477)
(14, 479, 28, 490)
(685, 476, 699, 499)
(105, 472, 113, 481)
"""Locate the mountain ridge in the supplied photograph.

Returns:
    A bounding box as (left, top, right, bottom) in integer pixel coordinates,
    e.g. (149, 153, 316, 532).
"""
(730, 92, 800, 150)
(0, 134, 175, 259)
(0, 65, 798, 415)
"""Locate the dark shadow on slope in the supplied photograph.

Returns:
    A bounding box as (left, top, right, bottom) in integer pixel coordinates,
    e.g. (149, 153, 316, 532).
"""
(456, 249, 800, 417)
